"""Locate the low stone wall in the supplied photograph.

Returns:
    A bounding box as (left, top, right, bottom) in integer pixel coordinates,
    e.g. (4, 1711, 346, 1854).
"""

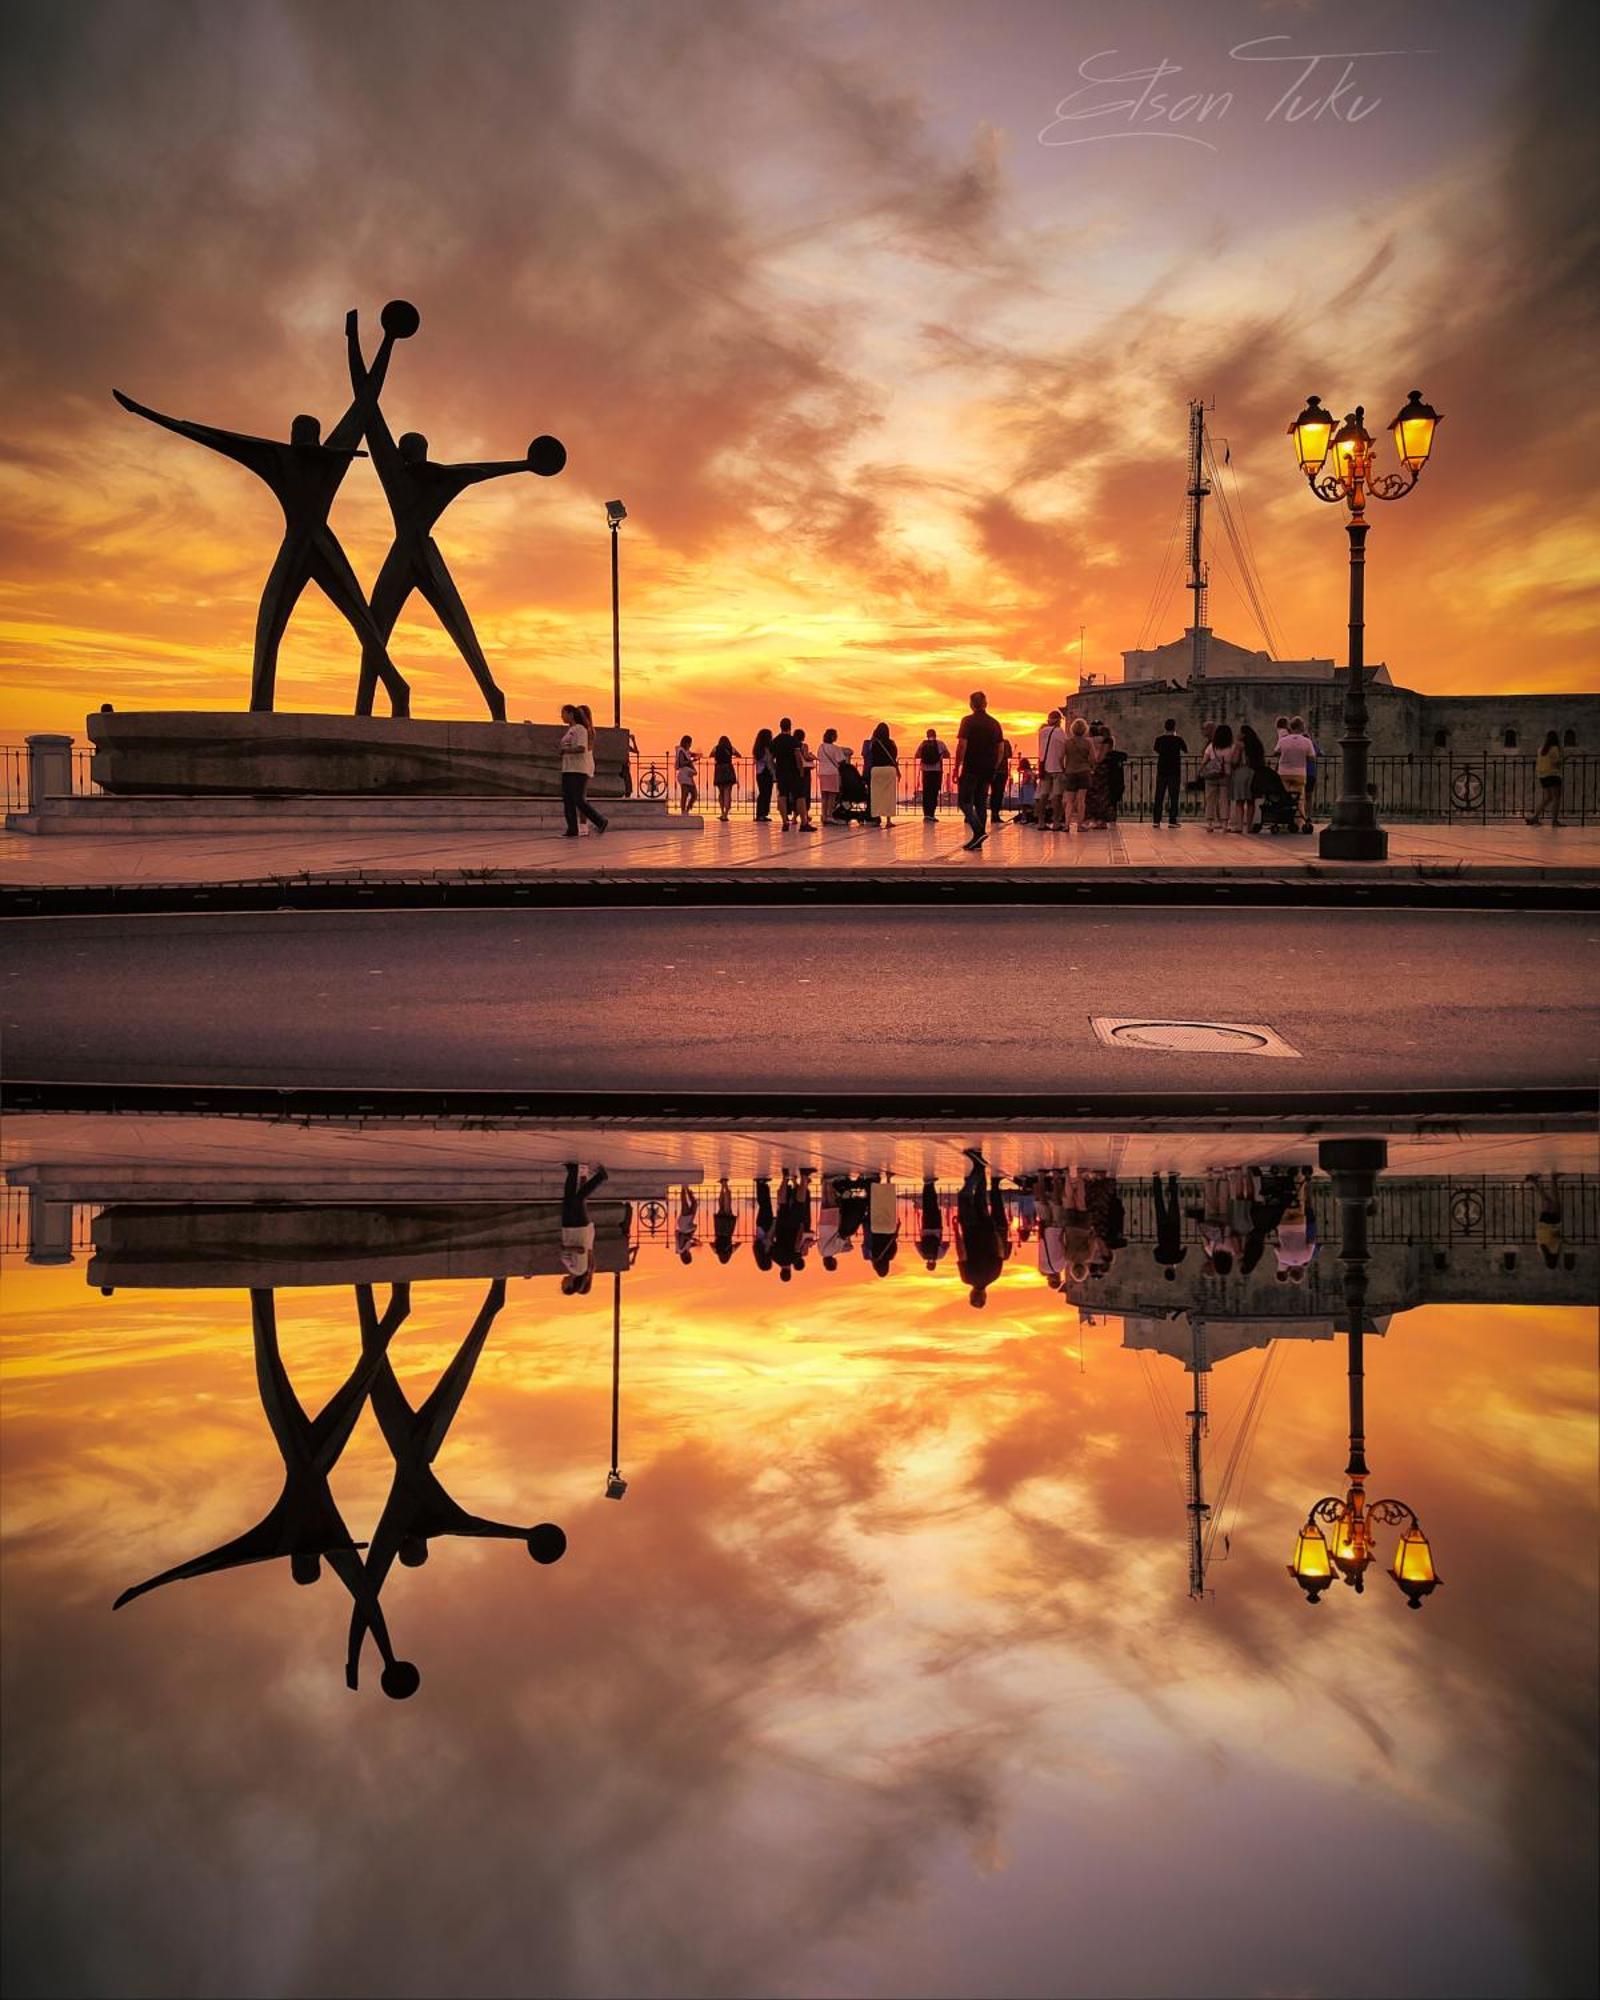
(87, 710, 633, 797)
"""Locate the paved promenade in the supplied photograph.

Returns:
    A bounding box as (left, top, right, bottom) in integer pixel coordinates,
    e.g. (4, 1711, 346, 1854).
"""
(2, 815, 1595, 894)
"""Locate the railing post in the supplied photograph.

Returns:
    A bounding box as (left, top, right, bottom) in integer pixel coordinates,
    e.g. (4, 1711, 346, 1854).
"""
(25, 733, 75, 811)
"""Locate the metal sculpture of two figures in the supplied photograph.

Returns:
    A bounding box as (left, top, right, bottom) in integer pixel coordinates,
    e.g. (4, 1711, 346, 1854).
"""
(114, 299, 566, 719)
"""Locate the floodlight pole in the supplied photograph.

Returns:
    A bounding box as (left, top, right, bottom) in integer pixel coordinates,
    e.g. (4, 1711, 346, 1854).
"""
(610, 519, 622, 729)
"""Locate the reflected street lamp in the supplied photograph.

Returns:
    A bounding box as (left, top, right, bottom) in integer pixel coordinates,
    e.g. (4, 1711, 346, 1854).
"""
(1287, 1140, 1442, 1610)
(1287, 390, 1442, 863)
(606, 500, 627, 730)
(605, 1269, 628, 1499)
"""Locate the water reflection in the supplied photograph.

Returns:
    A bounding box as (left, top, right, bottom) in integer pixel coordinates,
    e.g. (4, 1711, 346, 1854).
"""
(35, 1132, 1595, 1649)
(3, 1123, 1596, 1999)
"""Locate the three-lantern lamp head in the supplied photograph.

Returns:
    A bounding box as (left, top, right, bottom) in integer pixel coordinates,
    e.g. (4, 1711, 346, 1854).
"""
(1288, 390, 1441, 485)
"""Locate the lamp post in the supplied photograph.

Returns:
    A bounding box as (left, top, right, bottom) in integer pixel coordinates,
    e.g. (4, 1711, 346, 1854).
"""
(606, 500, 627, 730)
(1287, 390, 1441, 862)
(1287, 1139, 1441, 1610)
(605, 1269, 627, 1499)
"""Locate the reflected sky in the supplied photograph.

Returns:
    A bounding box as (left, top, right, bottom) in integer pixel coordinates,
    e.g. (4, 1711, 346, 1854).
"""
(2, 1140, 1596, 2000)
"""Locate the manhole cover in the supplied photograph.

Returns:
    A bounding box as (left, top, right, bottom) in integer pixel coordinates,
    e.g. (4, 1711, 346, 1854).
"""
(1090, 1017, 1301, 1058)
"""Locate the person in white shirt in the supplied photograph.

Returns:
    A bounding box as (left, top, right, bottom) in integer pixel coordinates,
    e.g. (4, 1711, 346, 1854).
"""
(1036, 709, 1067, 831)
(559, 703, 608, 837)
(560, 1161, 607, 1294)
(674, 735, 699, 814)
(817, 727, 848, 823)
(1274, 715, 1316, 829)
(675, 1184, 698, 1264)
(1273, 1170, 1318, 1285)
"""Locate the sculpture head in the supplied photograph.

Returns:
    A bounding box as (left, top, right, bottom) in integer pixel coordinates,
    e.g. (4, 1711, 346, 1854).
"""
(381, 299, 422, 340)
(290, 1552, 322, 1585)
(399, 1534, 430, 1568)
(527, 1523, 567, 1564)
(398, 431, 430, 464)
(528, 434, 567, 477)
(290, 414, 322, 447)
(381, 1660, 422, 1700)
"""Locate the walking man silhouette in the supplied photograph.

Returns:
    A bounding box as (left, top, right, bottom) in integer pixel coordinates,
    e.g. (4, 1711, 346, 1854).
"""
(346, 309, 566, 721)
(113, 303, 418, 715)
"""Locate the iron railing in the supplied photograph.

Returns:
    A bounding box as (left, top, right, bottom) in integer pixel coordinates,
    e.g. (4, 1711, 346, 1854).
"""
(6, 1175, 1591, 1270)
(4, 739, 1590, 823)
(628, 746, 1597, 825)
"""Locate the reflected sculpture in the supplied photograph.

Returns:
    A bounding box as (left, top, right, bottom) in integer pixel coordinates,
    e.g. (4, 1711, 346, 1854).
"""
(112, 1289, 413, 1687)
(113, 304, 419, 716)
(346, 308, 566, 722)
(347, 1278, 567, 1697)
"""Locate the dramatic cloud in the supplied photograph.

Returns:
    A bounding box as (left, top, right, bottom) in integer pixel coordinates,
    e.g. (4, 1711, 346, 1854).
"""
(0, 1, 1593, 750)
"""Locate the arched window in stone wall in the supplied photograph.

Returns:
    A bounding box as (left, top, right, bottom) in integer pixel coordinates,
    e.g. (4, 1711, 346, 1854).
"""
(1433, 728, 1449, 750)
(1564, 728, 1578, 747)
(1502, 727, 1518, 749)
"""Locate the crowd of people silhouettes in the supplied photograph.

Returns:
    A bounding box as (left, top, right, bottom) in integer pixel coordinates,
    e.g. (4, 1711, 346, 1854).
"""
(666, 699, 1339, 841)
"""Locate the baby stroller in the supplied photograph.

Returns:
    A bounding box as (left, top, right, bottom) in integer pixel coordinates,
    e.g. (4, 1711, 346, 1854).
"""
(1256, 767, 1310, 835)
(830, 758, 872, 824)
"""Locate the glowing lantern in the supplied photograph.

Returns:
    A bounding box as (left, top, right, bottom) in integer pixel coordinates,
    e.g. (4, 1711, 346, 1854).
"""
(1389, 1525, 1441, 1609)
(1388, 390, 1441, 473)
(1329, 410, 1374, 489)
(1287, 395, 1336, 475)
(1288, 1522, 1336, 1603)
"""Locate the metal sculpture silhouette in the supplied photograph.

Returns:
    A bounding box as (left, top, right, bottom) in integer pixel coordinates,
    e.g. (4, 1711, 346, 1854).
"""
(345, 1278, 566, 1695)
(113, 301, 420, 716)
(112, 1288, 418, 1694)
(346, 310, 566, 722)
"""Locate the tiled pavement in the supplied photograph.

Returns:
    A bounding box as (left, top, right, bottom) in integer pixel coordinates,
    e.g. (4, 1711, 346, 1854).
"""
(2, 814, 1596, 888)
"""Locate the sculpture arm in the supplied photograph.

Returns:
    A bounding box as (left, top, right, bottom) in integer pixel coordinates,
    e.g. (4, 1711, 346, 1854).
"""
(342, 309, 403, 478)
(113, 390, 277, 478)
(113, 1505, 299, 1608)
(327, 310, 397, 453)
(306, 1285, 407, 1468)
(329, 1541, 399, 1688)
(444, 459, 539, 490)
(414, 1279, 504, 1460)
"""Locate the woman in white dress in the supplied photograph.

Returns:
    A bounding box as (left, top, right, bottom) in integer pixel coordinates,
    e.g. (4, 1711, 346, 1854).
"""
(867, 722, 900, 827)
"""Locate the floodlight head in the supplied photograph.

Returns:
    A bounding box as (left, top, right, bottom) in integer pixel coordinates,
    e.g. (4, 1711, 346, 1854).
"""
(606, 499, 627, 527)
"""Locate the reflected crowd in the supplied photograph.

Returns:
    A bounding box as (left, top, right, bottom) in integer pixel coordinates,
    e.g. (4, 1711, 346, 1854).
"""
(61, 1146, 1591, 1697)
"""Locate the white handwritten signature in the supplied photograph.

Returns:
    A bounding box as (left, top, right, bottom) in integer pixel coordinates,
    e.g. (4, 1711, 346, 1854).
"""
(1039, 37, 1433, 152)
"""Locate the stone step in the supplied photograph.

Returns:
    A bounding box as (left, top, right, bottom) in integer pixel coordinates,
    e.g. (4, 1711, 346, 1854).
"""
(6, 796, 699, 835)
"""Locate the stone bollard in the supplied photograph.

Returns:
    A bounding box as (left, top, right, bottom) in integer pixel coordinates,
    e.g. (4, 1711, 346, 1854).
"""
(26, 733, 75, 810)
(27, 1196, 75, 1266)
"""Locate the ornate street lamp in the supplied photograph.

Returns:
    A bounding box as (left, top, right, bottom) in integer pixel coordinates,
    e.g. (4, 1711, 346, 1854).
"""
(1287, 1140, 1442, 1610)
(1287, 389, 1442, 862)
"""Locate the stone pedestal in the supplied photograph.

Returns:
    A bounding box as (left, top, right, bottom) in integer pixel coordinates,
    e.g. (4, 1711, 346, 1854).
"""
(86, 1201, 635, 1287)
(88, 711, 633, 798)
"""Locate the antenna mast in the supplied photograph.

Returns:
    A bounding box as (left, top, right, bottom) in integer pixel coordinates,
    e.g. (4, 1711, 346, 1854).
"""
(1187, 399, 1213, 681)
(1185, 1315, 1212, 1599)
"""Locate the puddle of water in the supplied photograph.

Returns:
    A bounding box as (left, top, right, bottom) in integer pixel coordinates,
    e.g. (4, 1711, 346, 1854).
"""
(2, 1123, 1596, 2000)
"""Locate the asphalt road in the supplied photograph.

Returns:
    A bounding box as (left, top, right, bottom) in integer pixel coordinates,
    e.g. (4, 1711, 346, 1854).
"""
(3, 907, 1595, 1094)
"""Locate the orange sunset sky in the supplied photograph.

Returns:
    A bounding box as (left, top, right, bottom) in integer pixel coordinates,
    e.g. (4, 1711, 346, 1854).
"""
(1, 0, 1595, 750)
